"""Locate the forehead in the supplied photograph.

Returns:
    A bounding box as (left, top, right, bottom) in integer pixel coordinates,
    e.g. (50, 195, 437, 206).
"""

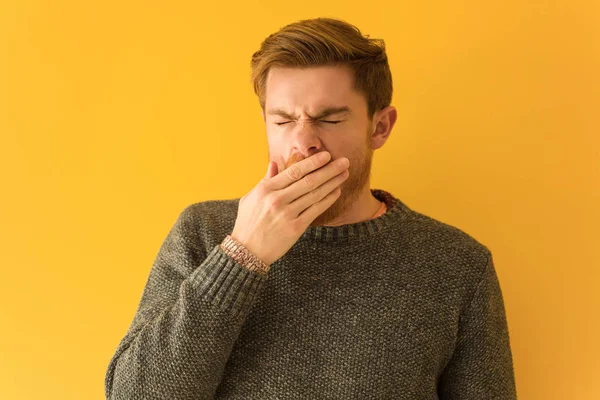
(264, 64, 365, 113)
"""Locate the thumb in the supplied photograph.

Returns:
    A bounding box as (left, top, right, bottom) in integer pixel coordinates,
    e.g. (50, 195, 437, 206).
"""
(264, 160, 279, 180)
(264, 161, 273, 179)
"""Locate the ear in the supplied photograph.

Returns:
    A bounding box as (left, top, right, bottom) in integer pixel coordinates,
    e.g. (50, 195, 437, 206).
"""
(370, 106, 397, 150)
(373, 106, 397, 138)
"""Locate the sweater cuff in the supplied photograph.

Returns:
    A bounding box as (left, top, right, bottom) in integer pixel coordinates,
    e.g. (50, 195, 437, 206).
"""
(220, 234, 270, 275)
(189, 244, 268, 319)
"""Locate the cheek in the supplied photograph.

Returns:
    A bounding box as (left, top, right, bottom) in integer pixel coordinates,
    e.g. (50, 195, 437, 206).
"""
(347, 147, 367, 173)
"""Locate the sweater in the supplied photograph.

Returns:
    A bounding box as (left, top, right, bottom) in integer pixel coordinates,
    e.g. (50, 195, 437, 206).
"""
(104, 188, 517, 399)
(219, 198, 388, 276)
(370, 198, 387, 219)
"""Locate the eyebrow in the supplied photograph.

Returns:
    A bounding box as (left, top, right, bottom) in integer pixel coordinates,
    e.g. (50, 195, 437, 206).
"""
(267, 106, 351, 120)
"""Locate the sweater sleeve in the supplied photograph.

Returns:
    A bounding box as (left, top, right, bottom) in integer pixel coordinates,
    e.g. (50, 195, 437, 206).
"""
(437, 253, 518, 399)
(104, 205, 269, 400)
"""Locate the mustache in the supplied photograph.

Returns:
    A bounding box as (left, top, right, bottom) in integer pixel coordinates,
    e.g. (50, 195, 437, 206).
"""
(284, 152, 306, 170)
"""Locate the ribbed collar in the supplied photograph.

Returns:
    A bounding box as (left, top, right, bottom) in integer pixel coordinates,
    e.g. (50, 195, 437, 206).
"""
(299, 188, 411, 242)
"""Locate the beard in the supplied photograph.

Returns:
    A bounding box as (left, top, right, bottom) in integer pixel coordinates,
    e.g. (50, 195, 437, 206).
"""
(309, 150, 372, 226)
(309, 135, 373, 226)
(274, 129, 374, 227)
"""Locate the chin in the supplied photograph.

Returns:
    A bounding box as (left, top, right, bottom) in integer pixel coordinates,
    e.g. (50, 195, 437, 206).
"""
(309, 190, 346, 226)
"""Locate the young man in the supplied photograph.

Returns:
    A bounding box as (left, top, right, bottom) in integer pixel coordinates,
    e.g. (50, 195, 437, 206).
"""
(105, 17, 517, 399)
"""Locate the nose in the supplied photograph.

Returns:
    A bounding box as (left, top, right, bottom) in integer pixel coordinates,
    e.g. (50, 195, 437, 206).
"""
(287, 122, 323, 161)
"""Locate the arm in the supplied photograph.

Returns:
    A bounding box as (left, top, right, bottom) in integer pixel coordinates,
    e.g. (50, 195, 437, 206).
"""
(438, 253, 518, 399)
(104, 205, 269, 400)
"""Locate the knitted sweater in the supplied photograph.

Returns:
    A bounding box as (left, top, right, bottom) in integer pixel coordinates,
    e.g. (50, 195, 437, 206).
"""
(104, 188, 517, 399)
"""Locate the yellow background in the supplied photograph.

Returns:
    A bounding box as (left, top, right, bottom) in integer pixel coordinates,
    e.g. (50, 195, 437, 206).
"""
(1, 1, 598, 399)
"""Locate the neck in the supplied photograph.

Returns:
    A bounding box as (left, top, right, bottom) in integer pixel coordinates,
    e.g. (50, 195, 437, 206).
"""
(319, 184, 381, 227)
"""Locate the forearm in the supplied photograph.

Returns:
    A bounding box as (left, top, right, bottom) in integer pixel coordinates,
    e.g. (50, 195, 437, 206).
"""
(105, 245, 268, 400)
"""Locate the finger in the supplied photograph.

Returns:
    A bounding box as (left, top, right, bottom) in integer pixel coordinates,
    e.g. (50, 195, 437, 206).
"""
(278, 155, 349, 207)
(264, 161, 277, 180)
(268, 151, 331, 191)
(296, 187, 342, 226)
(289, 168, 348, 216)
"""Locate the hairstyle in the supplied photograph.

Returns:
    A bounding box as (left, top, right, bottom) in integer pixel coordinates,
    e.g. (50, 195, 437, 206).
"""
(250, 17, 393, 122)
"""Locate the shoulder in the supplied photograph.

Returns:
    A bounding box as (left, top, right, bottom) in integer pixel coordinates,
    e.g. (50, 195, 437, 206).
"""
(401, 207, 492, 281)
(180, 197, 240, 225)
(174, 197, 241, 253)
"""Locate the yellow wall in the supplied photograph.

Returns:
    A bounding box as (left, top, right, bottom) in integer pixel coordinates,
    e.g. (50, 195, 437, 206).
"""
(1, 1, 598, 399)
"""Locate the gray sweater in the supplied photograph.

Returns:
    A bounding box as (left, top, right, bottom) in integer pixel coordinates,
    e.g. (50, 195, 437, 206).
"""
(104, 188, 517, 399)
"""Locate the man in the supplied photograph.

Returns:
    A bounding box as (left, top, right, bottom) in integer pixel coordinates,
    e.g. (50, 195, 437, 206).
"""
(105, 17, 517, 399)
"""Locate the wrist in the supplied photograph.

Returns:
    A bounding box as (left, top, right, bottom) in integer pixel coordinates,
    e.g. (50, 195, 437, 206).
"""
(220, 234, 270, 275)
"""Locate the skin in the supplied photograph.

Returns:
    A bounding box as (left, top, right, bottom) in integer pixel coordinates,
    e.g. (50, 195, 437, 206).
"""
(261, 63, 398, 227)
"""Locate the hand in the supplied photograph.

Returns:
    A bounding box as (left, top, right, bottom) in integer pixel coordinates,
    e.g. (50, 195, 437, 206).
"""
(231, 151, 350, 265)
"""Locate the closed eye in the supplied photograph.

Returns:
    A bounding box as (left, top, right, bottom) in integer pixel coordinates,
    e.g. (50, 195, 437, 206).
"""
(275, 120, 342, 126)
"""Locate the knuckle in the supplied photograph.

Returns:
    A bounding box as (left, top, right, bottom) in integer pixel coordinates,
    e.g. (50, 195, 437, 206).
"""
(258, 179, 270, 191)
(258, 182, 273, 198)
(266, 193, 282, 210)
(302, 174, 315, 188)
(286, 166, 303, 181)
